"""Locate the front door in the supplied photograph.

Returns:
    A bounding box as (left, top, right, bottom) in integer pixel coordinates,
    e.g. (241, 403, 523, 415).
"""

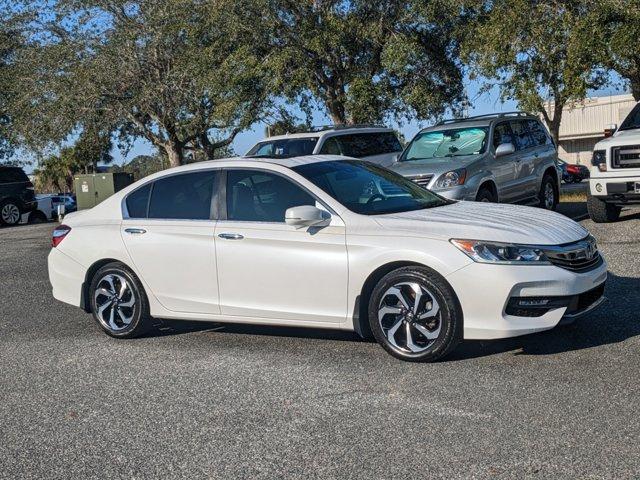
(491, 122, 519, 201)
(120, 170, 220, 314)
(214, 169, 348, 324)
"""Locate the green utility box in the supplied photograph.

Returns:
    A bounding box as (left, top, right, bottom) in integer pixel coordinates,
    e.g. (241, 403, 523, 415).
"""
(73, 172, 135, 210)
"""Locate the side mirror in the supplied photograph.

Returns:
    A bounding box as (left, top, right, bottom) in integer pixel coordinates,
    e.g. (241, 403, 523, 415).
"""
(495, 142, 515, 157)
(285, 205, 330, 228)
(604, 123, 617, 138)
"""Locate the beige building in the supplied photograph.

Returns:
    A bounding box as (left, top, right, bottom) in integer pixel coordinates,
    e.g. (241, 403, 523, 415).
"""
(544, 93, 638, 165)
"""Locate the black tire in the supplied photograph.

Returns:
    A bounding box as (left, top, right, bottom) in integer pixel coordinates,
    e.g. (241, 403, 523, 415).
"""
(476, 187, 497, 203)
(89, 262, 151, 338)
(368, 266, 462, 362)
(538, 174, 558, 210)
(587, 192, 621, 223)
(0, 199, 22, 225)
(28, 210, 48, 224)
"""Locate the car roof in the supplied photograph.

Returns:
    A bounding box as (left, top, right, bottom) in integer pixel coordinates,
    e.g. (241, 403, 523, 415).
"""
(258, 126, 394, 142)
(150, 155, 349, 176)
(418, 112, 541, 133)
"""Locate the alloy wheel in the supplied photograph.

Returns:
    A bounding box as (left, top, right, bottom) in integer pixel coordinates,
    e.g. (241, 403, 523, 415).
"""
(544, 182, 555, 209)
(377, 282, 441, 353)
(94, 273, 136, 332)
(1, 203, 20, 225)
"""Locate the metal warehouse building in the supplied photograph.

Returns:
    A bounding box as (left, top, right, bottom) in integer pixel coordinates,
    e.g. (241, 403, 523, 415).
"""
(544, 93, 637, 165)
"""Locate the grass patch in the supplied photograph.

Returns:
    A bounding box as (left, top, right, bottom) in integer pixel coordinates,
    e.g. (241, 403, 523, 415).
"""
(560, 191, 586, 203)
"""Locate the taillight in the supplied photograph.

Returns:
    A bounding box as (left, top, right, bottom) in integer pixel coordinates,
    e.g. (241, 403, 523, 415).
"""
(52, 224, 71, 247)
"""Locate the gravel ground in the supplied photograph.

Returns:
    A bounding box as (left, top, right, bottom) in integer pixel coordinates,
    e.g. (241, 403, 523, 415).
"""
(0, 204, 639, 479)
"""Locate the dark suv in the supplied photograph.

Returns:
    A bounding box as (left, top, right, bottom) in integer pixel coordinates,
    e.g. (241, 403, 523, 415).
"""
(0, 166, 37, 225)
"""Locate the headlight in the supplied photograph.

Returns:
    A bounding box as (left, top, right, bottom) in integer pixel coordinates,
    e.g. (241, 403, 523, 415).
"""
(435, 169, 466, 189)
(450, 239, 550, 264)
(592, 150, 606, 171)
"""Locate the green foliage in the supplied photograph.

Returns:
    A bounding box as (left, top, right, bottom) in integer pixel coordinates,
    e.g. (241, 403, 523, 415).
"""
(7, 0, 272, 167)
(462, 0, 607, 142)
(595, 0, 640, 100)
(263, 0, 468, 125)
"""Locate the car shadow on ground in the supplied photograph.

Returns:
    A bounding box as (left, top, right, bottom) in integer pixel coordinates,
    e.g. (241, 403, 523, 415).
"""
(558, 201, 640, 223)
(449, 272, 640, 361)
(147, 274, 639, 361)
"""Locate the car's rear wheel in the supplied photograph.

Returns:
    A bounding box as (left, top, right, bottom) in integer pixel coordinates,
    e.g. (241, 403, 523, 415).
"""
(368, 266, 462, 362)
(28, 210, 48, 224)
(89, 262, 151, 338)
(539, 174, 558, 210)
(0, 200, 21, 225)
(587, 191, 621, 223)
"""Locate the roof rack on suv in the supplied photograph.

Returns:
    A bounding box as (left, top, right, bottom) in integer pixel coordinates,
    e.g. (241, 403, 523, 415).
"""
(435, 111, 532, 126)
(306, 123, 388, 133)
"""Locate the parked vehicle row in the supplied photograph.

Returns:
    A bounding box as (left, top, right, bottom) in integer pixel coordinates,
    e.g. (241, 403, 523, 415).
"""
(557, 159, 590, 183)
(0, 166, 36, 226)
(247, 113, 561, 211)
(48, 155, 606, 362)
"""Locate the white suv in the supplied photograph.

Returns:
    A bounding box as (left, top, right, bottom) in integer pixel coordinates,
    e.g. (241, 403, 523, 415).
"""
(588, 102, 640, 222)
(246, 125, 403, 167)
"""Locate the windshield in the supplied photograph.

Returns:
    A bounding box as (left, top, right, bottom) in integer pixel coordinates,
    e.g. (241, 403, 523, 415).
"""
(402, 127, 489, 160)
(619, 103, 640, 131)
(246, 137, 318, 158)
(293, 160, 449, 215)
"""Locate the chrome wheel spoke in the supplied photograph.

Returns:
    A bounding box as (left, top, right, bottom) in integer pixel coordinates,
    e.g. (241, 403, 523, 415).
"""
(386, 316, 404, 350)
(108, 305, 118, 330)
(118, 279, 129, 299)
(407, 282, 423, 314)
(405, 322, 421, 352)
(378, 305, 402, 317)
(94, 273, 136, 332)
(413, 322, 441, 340)
(384, 287, 411, 310)
(95, 288, 112, 299)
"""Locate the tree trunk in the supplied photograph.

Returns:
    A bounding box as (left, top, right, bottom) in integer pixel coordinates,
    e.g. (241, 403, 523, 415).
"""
(164, 142, 183, 168)
(630, 75, 640, 102)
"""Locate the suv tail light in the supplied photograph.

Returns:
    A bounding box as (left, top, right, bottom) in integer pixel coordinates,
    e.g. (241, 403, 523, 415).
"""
(52, 224, 71, 247)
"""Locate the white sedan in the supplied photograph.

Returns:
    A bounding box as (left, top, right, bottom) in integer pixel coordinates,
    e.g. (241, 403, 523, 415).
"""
(48, 155, 607, 362)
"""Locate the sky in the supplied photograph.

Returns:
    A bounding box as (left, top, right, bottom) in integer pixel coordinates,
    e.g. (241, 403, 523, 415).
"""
(108, 73, 629, 168)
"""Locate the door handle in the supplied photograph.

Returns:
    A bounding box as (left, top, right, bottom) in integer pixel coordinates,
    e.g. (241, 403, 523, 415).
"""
(218, 233, 244, 240)
(124, 228, 147, 235)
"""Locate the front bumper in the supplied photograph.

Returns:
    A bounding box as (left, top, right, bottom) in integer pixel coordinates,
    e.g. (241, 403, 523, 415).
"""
(446, 258, 608, 340)
(433, 185, 473, 201)
(589, 175, 640, 204)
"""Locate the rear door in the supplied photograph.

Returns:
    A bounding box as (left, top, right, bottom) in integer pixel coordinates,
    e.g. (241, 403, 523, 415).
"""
(120, 170, 220, 314)
(509, 120, 538, 200)
(526, 119, 557, 184)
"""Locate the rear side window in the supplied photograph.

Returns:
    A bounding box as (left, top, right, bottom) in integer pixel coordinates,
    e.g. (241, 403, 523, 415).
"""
(147, 171, 216, 220)
(526, 120, 552, 146)
(326, 132, 402, 158)
(125, 183, 152, 218)
(493, 123, 514, 148)
(0, 168, 28, 183)
(509, 121, 535, 150)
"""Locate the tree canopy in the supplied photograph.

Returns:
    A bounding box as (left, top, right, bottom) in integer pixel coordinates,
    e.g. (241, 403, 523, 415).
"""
(462, 0, 608, 143)
(263, 0, 468, 126)
(7, 0, 272, 167)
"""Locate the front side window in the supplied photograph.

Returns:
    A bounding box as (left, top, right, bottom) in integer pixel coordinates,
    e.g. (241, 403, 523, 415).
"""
(619, 103, 640, 131)
(246, 138, 318, 158)
(144, 171, 216, 220)
(509, 120, 535, 150)
(226, 170, 315, 222)
(293, 160, 449, 215)
(493, 122, 514, 148)
(402, 127, 489, 161)
(335, 132, 401, 158)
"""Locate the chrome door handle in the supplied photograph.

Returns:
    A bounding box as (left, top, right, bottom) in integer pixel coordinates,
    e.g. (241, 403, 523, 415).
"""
(124, 228, 147, 235)
(218, 233, 244, 240)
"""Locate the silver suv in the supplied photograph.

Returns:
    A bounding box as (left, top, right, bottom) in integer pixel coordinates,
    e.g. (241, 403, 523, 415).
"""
(389, 112, 560, 210)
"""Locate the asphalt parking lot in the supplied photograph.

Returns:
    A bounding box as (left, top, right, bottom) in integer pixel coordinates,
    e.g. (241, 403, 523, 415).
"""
(1, 203, 639, 479)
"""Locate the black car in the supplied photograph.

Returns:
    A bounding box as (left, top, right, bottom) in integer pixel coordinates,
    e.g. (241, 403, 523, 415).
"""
(0, 166, 37, 225)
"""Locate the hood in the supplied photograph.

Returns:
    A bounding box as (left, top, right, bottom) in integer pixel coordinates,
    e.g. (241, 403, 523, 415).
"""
(595, 128, 640, 149)
(389, 155, 480, 177)
(373, 201, 588, 246)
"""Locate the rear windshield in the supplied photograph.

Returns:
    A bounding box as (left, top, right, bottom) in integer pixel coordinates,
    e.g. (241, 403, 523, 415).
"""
(0, 168, 29, 183)
(620, 103, 640, 131)
(246, 137, 318, 158)
(401, 127, 489, 161)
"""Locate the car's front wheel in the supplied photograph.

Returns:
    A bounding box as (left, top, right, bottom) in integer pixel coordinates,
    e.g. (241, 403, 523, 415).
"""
(89, 262, 151, 338)
(368, 266, 462, 362)
(539, 174, 558, 210)
(587, 192, 621, 223)
(0, 200, 21, 225)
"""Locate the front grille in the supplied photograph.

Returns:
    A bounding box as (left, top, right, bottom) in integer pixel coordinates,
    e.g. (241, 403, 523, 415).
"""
(544, 236, 603, 273)
(573, 283, 606, 313)
(612, 145, 640, 169)
(410, 175, 433, 189)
